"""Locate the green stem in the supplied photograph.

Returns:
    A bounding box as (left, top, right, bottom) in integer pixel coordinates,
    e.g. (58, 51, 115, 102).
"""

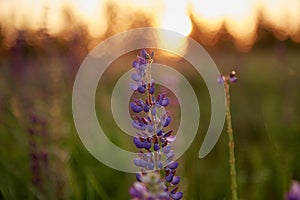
(224, 81, 238, 200)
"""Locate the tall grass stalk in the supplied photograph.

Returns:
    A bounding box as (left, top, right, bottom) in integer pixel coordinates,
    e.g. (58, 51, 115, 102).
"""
(224, 81, 238, 200)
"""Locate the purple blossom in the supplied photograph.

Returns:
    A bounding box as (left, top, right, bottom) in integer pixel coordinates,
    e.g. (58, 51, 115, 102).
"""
(149, 83, 155, 94)
(136, 173, 142, 182)
(133, 137, 144, 149)
(163, 116, 172, 127)
(229, 70, 237, 83)
(166, 150, 174, 161)
(165, 173, 174, 182)
(154, 143, 160, 151)
(287, 181, 300, 200)
(218, 70, 237, 84)
(217, 74, 225, 84)
(162, 146, 171, 154)
(167, 161, 179, 170)
(129, 182, 146, 199)
(129, 50, 182, 200)
(158, 161, 164, 169)
(130, 102, 144, 113)
(171, 176, 181, 185)
(138, 85, 147, 93)
(157, 129, 163, 136)
(170, 191, 183, 200)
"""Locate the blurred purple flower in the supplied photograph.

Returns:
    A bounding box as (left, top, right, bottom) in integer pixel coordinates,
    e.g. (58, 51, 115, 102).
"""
(287, 181, 300, 200)
(27, 113, 49, 192)
(217, 74, 225, 84)
(218, 70, 237, 85)
(229, 70, 237, 83)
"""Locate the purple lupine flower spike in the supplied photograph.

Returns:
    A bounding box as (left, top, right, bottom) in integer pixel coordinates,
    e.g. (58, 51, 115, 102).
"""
(129, 49, 183, 200)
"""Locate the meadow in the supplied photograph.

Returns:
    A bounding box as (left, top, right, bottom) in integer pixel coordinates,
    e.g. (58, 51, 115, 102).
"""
(0, 28, 300, 200)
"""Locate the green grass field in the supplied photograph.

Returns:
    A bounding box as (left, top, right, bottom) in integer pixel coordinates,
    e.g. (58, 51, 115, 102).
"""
(0, 38, 299, 200)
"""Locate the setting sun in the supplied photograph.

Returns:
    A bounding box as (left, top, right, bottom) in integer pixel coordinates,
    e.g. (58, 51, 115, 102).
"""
(160, 14, 192, 36)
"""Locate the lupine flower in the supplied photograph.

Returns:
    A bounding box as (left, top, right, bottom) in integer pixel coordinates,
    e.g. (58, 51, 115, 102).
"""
(218, 70, 237, 84)
(287, 181, 300, 200)
(129, 49, 183, 200)
(27, 113, 49, 192)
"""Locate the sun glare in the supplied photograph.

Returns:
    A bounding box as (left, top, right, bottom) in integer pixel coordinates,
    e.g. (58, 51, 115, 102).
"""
(154, 0, 192, 53)
(160, 14, 192, 36)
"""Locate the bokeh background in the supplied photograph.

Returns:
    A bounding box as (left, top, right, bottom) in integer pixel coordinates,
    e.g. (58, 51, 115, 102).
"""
(0, 0, 300, 199)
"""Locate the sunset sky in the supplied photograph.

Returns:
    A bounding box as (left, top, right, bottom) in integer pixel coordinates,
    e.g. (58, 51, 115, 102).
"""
(0, 0, 299, 50)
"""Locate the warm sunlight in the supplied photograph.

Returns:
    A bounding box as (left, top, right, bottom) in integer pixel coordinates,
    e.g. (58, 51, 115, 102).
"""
(258, 0, 300, 38)
(0, 0, 300, 49)
(154, 0, 191, 53)
(158, 0, 192, 36)
(67, 0, 107, 37)
(191, 0, 258, 50)
(160, 14, 192, 37)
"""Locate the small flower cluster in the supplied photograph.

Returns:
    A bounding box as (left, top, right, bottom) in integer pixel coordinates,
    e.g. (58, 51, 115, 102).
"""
(218, 70, 237, 84)
(129, 50, 183, 200)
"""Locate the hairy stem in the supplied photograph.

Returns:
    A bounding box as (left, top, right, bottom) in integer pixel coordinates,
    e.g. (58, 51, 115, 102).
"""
(224, 82, 238, 200)
(146, 59, 159, 170)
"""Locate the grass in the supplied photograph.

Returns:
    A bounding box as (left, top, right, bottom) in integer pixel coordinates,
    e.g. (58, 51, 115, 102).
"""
(0, 43, 300, 199)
